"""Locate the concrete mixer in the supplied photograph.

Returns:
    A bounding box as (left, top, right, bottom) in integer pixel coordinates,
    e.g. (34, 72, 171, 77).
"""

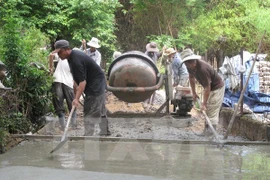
(107, 51, 164, 103)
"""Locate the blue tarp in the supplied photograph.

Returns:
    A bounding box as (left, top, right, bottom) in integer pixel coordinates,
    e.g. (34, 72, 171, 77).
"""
(222, 52, 270, 113)
(223, 88, 270, 113)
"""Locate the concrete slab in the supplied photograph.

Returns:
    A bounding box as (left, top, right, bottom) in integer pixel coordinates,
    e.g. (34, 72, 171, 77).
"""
(1, 140, 270, 179)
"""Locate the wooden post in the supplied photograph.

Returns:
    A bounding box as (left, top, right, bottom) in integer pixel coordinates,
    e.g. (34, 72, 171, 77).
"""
(223, 32, 265, 140)
(165, 65, 170, 114)
(240, 48, 244, 115)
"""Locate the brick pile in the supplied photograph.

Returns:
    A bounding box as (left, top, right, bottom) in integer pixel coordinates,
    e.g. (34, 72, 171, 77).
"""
(258, 61, 270, 94)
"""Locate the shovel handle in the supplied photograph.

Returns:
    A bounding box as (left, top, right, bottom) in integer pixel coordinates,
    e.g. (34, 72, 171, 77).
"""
(61, 106, 75, 141)
(196, 98, 223, 144)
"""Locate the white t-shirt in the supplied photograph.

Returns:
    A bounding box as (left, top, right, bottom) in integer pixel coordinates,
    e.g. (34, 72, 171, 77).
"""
(53, 55, 73, 89)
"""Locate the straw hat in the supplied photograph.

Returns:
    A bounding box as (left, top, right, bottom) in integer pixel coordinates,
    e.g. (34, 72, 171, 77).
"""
(180, 49, 201, 63)
(164, 48, 176, 56)
(146, 42, 159, 52)
(113, 51, 122, 59)
(87, 37, 101, 48)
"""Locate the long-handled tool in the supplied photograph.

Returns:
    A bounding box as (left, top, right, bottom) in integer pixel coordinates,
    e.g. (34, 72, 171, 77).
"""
(50, 106, 75, 154)
(196, 98, 225, 147)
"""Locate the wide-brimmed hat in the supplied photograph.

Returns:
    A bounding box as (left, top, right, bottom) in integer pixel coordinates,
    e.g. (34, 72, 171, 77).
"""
(87, 37, 100, 48)
(164, 48, 176, 56)
(180, 49, 201, 65)
(53, 40, 69, 53)
(113, 51, 122, 59)
(146, 42, 159, 52)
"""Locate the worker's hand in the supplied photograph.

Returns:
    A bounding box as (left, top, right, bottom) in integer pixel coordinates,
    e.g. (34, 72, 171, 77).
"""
(49, 68, 53, 75)
(162, 46, 167, 52)
(48, 53, 55, 75)
(49, 52, 55, 58)
(192, 93, 199, 102)
(72, 99, 79, 108)
(82, 39, 86, 45)
(200, 103, 207, 112)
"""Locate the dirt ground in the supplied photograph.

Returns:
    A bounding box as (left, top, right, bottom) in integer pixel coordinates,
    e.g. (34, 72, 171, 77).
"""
(38, 90, 246, 142)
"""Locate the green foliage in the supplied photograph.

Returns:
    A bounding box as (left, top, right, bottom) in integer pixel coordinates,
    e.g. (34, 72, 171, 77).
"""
(8, 0, 121, 67)
(0, 1, 53, 139)
(67, 0, 121, 66)
(0, 128, 7, 153)
(178, 0, 270, 56)
(147, 34, 175, 49)
(23, 27, 50, 65)
(129, 0, 270, 62)
(119, 0, 207, 53)
(0, 96, 31, 152)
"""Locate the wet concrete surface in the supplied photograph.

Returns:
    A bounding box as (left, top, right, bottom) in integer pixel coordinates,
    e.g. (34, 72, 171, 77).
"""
(1, 140, 270, 179)
(42, 116, 247, 143)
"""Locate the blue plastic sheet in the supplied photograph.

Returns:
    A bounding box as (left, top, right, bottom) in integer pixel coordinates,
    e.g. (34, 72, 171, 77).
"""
(223, 89, 270, 113)
(223, 58, 270, 113)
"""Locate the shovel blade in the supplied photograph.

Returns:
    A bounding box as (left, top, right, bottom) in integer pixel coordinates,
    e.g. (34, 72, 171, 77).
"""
(49, 138, 68, 154)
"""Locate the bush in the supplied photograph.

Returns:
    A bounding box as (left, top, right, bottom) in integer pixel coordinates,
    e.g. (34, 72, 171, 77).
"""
(0, 2, 53, 149)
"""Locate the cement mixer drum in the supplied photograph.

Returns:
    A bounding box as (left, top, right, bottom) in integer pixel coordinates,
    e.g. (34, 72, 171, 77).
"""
(107, 51, 163, 103)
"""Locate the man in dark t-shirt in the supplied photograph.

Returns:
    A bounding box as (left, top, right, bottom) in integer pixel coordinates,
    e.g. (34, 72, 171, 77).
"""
(180, 49, 225, 136)
(52, 39, 110, 136)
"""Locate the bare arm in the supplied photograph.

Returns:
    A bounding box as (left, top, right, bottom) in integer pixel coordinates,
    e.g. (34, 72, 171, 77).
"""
(73, 80, 86, 107)
(73, 81, 77, 95)
(189, 74, 198, 101)
(82, 39, 87, 51)
(202, 84, 211, 111)
(48, 53, 55, 75)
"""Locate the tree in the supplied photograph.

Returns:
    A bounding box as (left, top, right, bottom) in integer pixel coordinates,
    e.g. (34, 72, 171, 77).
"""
(116, 0, 207, 51)
(1, 0, 121, 68)
(178, 0, 270, 66)
(0, 0, 52, 135)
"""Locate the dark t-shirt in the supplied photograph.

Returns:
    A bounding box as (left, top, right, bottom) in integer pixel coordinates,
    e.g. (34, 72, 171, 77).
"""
(188, 60, 224, 91)
(67, 50, 106, 96)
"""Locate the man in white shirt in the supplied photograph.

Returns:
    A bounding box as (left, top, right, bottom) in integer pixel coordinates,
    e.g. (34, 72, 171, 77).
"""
(49, 53, 77, 130)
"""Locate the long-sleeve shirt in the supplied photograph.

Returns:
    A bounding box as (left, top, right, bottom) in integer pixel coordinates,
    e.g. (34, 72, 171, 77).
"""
(85, 49, 101, 66)
(80, 46, 101, 66)
(145, 51, 161, 65)
(171, 53, 188, 84)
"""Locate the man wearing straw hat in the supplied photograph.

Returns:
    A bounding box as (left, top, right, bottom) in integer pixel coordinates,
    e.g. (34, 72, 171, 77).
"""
(144, 42, 163, 105)
(145, 42, 162, 65)
(164, 47, 189, 87)
(81, 37, 102, 66)
(180, 49, 225, 136)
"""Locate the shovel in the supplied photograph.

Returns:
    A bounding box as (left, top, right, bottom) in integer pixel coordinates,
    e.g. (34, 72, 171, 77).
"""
(50, 106, 75, 153)
(196, 98, 225, 147)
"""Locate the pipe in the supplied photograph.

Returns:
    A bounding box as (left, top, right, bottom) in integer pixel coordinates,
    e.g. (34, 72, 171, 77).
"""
(107, 74, 164, 93)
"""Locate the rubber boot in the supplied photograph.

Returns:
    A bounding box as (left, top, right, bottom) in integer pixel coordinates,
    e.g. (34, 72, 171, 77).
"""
(84, 123, 95, 136)
(58, 112, 65, 131)
(99, 116, 111, 136)
(71, 110, 77, 130)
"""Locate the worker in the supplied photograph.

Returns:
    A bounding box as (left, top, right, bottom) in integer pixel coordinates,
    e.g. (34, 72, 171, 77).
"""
(180, 48, 225, 136)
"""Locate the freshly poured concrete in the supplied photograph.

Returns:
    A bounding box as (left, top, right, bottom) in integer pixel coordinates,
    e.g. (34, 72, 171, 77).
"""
(1, 140, 270, 179)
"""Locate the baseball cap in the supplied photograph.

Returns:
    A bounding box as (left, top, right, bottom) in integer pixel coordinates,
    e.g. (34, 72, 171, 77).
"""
(53, 40, 69, 53)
